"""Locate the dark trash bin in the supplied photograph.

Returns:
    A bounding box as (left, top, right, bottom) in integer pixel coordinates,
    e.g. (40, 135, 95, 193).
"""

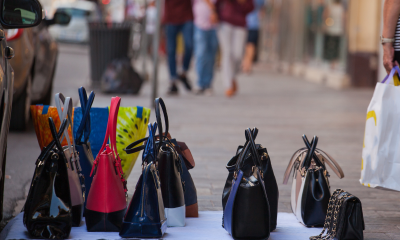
(88, 22, 132, 86)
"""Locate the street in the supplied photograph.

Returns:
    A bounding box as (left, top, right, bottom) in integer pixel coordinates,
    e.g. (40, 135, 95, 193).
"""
(3, 43, 400, 239)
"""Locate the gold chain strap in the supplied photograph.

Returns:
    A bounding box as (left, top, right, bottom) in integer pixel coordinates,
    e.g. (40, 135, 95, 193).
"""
(310, 189, 348, 240)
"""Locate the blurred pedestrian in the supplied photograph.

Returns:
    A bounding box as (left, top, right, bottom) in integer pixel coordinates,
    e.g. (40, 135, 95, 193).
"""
(322, 0, 344, 69)
(216, 0, 254, 97)
(242, 0, 265, 73)
(145, 0, 156, 54)
(193, 0, 219, 95)
(382, 0, 400, 73)
(164, 0, 194, 95)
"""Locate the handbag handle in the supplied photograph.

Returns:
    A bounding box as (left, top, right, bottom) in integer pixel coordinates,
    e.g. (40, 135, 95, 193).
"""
(37, 118, 68, 164)
(142, 122, 158, 164)
(48, 117, 68, 164)
(302, 135, 318, 170)
(155, 98, 169, 149)
(55, 93, 79, 171)
(75, 87, 95, 144)
(236, 128, 262, 172)
(382, 66, 400, 84)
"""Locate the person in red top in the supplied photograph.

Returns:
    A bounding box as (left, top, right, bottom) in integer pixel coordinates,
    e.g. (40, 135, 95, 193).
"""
(215, 0, 254, 97)
(164, 0, 194, 95)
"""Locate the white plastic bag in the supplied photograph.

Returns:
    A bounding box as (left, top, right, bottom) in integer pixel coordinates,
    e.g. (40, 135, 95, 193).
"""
(361, 66, 400, 191)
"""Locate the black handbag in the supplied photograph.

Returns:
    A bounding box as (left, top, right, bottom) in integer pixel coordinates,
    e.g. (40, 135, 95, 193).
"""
(222, 128, 279, 231)
(310, 189, 365, 240)
(74, 87, 95, 211)
(223, 128, 271, 240)
(23, 118, 72, 239)
(124, 98, 185, 227)
(283, 135, 344, 227)
(120, 122, 167, 238)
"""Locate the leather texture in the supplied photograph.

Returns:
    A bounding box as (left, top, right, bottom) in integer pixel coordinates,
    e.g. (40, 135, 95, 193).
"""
(85, 97, 127, 232)
(75, 87, 95, 211)
(55, 93, 84, 227)
(171, 138, 198, 217)
(120, 122, 166, 238)
(284, 135, 344, 227)
(23, 118, 72, 239)
(311, 189, 365, 240)
(335, 197, 364, 240)
(223, 128, 271, 240)
(222, 128, 278, 231)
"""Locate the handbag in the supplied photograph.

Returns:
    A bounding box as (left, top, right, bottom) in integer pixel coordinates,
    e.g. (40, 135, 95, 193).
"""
(310, 189, 365, 240)
(223, 128, 270, 240)
(54, 93, 85, 227)
(120, 122, 167, 238)
(124, 98, 186, 227)
(85, 96, 127, 232)
(361, 66, 400, 191)
(23, 118, 72, 239)
(222, 127, 278, 231)
(74, 87, 95, 210)
(31, 104, 74, 150)
(283, 135, 344, 227)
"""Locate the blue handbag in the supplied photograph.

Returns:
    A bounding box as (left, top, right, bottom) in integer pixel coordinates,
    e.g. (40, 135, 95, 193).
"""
(223, 128, 271, 240)
(74, 87, 96, 209)
(73, 105, 109, 160)
(119, 122, 167, 238)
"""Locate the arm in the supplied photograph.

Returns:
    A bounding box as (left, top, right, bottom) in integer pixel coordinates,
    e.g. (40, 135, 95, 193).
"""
(205, 0, 218, 24)
(383, 0, 400, 73)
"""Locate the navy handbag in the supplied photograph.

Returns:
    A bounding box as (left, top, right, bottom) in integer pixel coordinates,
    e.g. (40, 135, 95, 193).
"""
(74, 87, 95, 209)
(120, 122, 167, 238)
(223, 128, 271, 240)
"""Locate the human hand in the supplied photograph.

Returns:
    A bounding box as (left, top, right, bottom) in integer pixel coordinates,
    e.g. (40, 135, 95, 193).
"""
(383, 43, 397, 73)
(210, 12, 218, 24)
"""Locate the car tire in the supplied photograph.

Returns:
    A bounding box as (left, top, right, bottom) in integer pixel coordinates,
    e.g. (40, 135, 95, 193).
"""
(10, 75, 31, 131)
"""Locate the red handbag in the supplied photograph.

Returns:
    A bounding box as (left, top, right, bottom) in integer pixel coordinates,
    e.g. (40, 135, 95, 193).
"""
(85, 97, 127, 232)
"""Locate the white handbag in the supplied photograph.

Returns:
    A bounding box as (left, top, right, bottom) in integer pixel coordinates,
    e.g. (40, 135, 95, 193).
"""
(283, 135, 344, 227)
(361, 66, 400, 191)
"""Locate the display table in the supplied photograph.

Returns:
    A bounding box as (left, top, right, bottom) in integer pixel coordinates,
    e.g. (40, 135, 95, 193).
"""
(2, 212, 322, 239)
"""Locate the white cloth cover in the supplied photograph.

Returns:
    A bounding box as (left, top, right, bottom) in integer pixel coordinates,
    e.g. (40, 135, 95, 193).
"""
(2, 212, 322, 240)
(361, 67, 400, 192)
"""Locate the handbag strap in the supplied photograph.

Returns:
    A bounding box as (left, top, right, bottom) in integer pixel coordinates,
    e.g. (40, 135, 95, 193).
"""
(315, 148, 345, 179)
(55, 93, 79, 171)
(155, 98, 169, 149)
(282, 147, 308, 184)
(90, 97, 127, 191)
(142, 122, 158, 164)
(302, 135, 321, 169)
(236, 128, 262, 172)
(75, 87, 95, 144)
(37, 118, 68, 165)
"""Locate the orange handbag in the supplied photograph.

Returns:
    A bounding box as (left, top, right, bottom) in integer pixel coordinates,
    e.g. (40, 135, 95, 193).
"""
(30, 105, 74, 150)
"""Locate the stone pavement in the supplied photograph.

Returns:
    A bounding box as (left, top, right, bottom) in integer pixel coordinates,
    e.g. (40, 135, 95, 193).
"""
(3, 43, 400, 239)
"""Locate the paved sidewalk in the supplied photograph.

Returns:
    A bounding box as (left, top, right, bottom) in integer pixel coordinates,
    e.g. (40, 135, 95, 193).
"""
(91, 61, 398, 239)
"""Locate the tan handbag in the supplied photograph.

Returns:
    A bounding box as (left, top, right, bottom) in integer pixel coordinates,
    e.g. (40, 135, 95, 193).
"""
(283, 135, 344, 227)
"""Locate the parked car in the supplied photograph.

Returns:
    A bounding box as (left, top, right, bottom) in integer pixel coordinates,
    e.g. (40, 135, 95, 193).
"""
(0, 0, 46, 222)
(8, 4, 70, 131)
(49, 1, 98, 43)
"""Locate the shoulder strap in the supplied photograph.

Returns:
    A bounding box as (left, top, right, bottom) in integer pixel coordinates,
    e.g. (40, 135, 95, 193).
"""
(315, 148, 345, 179)
(282, 147, 308, 184)
(75, 87, 95, 144)
(302, 135, 325, 169)
(124, 137, 148, 154)
(48, 117, 68, 164)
